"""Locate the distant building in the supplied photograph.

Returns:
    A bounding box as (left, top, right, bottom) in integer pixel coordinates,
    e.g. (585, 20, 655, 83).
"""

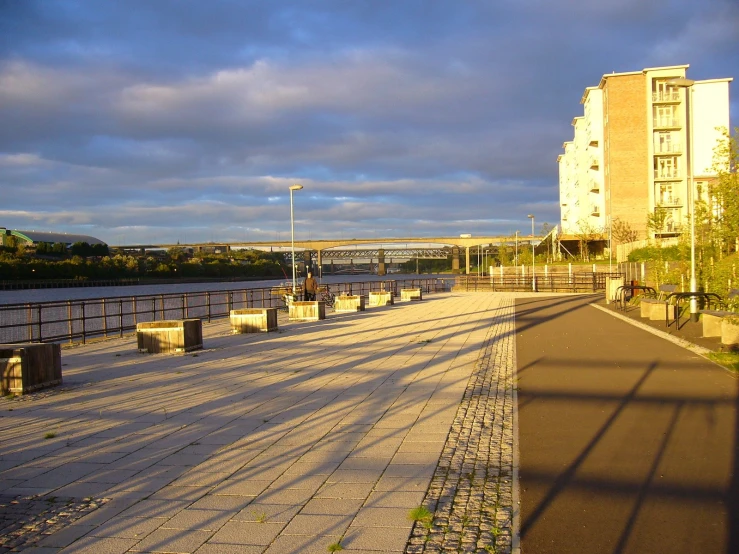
(558, 64, 732, 247)
(1, 228, 107, 248)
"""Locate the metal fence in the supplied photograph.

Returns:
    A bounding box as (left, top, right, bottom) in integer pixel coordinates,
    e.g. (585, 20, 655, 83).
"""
(0, 278, 454, 345)
(454, 272, 622, 293)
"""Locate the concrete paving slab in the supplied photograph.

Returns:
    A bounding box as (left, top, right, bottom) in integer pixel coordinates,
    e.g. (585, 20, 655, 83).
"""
(0, 292, 519, 553)
(129, 527, 212, 552)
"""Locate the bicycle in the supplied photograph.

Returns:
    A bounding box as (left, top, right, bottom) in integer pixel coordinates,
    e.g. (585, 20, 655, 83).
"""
(319, 285, 336, 308)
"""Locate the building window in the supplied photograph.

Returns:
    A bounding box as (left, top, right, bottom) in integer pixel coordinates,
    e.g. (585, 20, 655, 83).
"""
(654, 156, 680, 179)
(654, 131, 680, 154)
(652, 79, 680, 102)
(653, 105, 679, 128)
(657, 184, 679, 205)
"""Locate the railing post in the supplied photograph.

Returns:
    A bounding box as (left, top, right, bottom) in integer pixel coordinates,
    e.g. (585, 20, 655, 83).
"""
(206, 292, 211, 322)
(37, 305, 43, 342)
(81, 302, 86, 345)
(182, 294, 186, 319)
(102, 298, 108, 337)
(67, 301, 73, 343)
(119, 299, 124, 337)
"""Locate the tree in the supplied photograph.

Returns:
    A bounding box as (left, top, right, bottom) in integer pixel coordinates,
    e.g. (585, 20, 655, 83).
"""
(646, 208, 669, 241)
(611, 218, 638, 245)
(709, 126, 739, 256)
(574, 219, 599, 261)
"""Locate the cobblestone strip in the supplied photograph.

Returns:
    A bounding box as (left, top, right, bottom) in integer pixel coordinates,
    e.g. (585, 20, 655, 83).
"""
(0, 495, 107, 552)
(406, 296, 515, 554)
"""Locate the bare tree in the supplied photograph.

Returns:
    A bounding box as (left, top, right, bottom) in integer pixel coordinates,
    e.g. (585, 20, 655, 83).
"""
(611, 218, 638, 245)
(574, 219, 599, 261)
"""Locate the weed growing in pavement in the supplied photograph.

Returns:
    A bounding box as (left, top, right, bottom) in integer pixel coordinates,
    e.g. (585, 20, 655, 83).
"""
(327, 542, 343, 552)
(408, 505, 433, 524)
(484, 545, 497, 553)
(44, 432, 56, 439)
(252, 510, 267, 523)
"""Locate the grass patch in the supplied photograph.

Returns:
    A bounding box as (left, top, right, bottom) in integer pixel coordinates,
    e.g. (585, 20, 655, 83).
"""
(408, 505, 433, 523)
(708, 352, 739, 372)
(327, 542, 344, 552)
(44, 432, 56, 439)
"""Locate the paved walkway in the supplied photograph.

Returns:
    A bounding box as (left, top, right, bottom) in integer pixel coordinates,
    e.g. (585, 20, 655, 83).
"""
(516, 294, 739, 554)
(0, 292, 523, 553)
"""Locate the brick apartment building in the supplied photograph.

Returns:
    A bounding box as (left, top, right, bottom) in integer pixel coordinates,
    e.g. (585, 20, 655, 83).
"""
(558, 64, 732, 255)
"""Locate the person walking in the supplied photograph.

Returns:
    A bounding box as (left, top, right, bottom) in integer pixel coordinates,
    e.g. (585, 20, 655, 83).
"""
(303, 271, 318, 301)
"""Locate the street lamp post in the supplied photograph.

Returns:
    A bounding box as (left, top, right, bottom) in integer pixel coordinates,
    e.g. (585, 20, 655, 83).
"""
(668, 77, 697, 322)
(289, 184, 303, 296)
(515, 231, 519, 266)
(528, 215, 536, 291)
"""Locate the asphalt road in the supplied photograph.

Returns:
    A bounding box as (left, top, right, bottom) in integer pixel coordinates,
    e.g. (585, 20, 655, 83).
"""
(515, 294, 739, 554)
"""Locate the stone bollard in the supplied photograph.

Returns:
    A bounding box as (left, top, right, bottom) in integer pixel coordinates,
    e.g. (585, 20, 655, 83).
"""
(369, 291, 394, 307)
(334, 295, 365, 313)
(137, 319, 203, 354)
(289, 301, 326, 321)
(230, 308, 278, 333)
(0, 343, 62, 394)
(400, 288, 423, 301)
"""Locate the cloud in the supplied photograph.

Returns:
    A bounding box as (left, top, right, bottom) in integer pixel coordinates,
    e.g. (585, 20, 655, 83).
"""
(0, 0, 735, 245)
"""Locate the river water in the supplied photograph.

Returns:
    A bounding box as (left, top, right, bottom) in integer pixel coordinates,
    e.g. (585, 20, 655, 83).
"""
(0, 274, 452, 306)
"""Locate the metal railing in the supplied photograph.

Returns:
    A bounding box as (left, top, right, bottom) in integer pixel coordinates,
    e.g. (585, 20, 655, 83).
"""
(455, 272, 622, 293)
(0, 278, 454, 345)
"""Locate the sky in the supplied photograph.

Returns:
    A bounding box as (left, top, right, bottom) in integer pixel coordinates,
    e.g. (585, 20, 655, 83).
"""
(1, 0, 737, 247)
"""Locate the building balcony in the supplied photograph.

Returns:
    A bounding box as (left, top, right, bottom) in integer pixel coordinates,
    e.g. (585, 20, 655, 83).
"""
(591, 204, 600, 216)
(653, 118, 681, 129)
(657, 223, 682, 235)
(654, 143, 682, 154)
(654, 170, 681, 180)
(657, 197, 682, 207)
(652, 91, 681, 103)
(590, 182, 600, 193)
(589, 157, 599, 169)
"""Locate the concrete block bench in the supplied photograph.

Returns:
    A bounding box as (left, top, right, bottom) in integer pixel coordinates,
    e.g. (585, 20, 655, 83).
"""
(639, 284, 678, 320)
(369, 291, 394, 307)
(334, 295, 365, 313)
(137, 319, 203, 354)
(701, 311, 734, 338)
(0, 343, 62, 394)
(700, 290, 739, 338)
(289, 301, 326, 321)
(721, 317, 739, 349)
(400, 288, 423, 301)
(230, 308, 278, 333)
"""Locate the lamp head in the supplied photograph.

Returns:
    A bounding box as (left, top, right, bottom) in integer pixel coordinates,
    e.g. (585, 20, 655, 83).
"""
(527, 214, 534, 219)
(289, 184, 303, 191)
(667, 77, 695, 88)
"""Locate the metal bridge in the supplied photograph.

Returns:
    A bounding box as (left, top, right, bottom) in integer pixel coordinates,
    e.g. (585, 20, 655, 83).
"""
(112, 235, 543, 275)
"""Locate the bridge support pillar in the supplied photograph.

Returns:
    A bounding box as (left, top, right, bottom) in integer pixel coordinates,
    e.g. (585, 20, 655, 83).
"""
(304, 250, 312, 274)
(465, 247, 470, 275)
(452, 247, 460, 272)
(317, 250, 323, 278)
(377, 249, 386, 276)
